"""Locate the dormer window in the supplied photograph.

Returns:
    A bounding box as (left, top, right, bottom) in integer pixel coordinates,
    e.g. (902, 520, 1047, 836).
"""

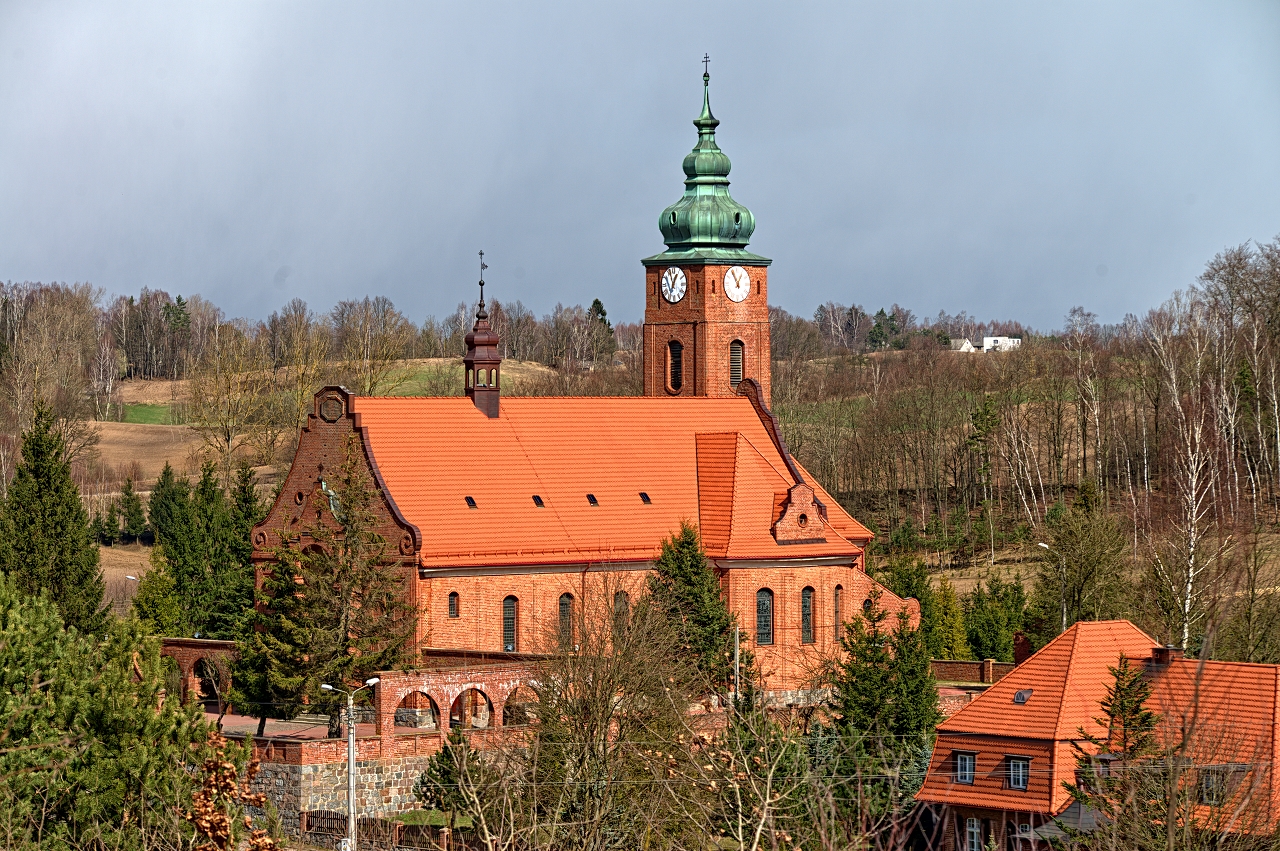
(954, 752, 975, 785)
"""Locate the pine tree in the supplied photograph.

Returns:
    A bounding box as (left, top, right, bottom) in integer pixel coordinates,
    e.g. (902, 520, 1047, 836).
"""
(0, 572, 217, 847)
(648, 521, 737, 690)
(0, 406, 106, 634)
(119, 476, 146, 542)
(102, 499, 120, 545)
(233, 436, 416, 737)
(963, 573, 1026, 662)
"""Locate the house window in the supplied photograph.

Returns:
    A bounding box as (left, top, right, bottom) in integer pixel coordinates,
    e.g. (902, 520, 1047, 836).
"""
(558, 593, 575, 648)
(1008, 757, 1029, 791)
(954, 752, 975, 784)
(756, 588, 774, 646)
(448, 591, 460, 619)
(729, 340, 744, 387)
(801, 586, 815, 644)
(668, 341, 683, 391)
(833, 584, 843, 636)
(965, 818, 982, 851)
(1200, 765, 1244, 806)
(502, 596, 518, 652)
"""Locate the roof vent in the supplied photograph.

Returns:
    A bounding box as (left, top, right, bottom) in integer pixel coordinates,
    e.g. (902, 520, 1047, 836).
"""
(1013, 689, 1033, 705)
(639, 492, 651, 504)
(532, 495, 544, 507)
(465, 496, 477, 509)
(586, 494, 599, 506)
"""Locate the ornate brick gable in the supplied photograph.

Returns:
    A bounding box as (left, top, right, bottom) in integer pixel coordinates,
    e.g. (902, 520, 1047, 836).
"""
(251, 386, 421, 566)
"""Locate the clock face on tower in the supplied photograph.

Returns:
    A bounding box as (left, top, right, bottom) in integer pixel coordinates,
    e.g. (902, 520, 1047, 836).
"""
(724, 266, 751, 303)
(661, 266, 687, 303)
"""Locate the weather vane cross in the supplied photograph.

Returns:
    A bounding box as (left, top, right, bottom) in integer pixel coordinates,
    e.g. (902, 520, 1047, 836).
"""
(478, 250, 488, 304)
(703, 53, 710, 74)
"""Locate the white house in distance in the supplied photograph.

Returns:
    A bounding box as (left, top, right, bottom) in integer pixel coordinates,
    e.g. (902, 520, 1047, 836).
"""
(982, 336, 1022, 352)
(949, 338, 976, 353)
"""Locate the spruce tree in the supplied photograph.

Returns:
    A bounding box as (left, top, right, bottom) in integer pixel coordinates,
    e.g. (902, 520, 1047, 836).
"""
(119, 476, 146, 542)
(931, 577, 970, 659)
(233, 436, 415, 737)
(0, 407, 106, 634)
(648, 521, 737, 690)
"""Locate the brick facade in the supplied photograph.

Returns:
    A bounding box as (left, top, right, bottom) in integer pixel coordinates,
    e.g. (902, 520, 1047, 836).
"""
(643, 263, 771, 405)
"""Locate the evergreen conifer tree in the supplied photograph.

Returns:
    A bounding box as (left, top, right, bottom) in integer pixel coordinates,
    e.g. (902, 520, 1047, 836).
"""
(0, 406, 106, 633)
(648, 521, 737, 690)
(102, 499, 120, 545)
(233, 436, 415, 736)
(119, 476, 146, 542)
(931, 577, 970, 659)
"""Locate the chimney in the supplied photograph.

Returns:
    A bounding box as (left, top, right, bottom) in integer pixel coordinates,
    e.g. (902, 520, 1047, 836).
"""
(464, 257, 502, 418)
(1152, 645, 1185, 666)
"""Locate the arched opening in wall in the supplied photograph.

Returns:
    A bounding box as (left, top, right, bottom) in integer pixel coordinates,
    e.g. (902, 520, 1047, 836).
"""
(193, 658, 224, 713)
(756, 588, 774, 646)
(448, 591, 460, 618)
(503, 595, 518, 652)
(730, 340, 744, 388)
(558, 593, 575, 649)
(801, 586, 815, 645)
(667, 341, 683, 392)
(503, 684, 540, 727)
(394, 691, 440, 732)
(450, 688, 493, 729)
(467, 368, 474, 389)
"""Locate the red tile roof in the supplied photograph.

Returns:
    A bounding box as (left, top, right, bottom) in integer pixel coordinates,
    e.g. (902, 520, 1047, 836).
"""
(350, 396, 872, 569)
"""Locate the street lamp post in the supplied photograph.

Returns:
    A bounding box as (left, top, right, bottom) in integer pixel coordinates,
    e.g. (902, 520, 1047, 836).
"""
(1037, 542, 1068, 633)
(321, 677, 380, 851)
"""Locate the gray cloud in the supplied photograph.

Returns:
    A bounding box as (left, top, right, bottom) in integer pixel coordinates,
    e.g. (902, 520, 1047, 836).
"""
(0, 1, 1277, 330)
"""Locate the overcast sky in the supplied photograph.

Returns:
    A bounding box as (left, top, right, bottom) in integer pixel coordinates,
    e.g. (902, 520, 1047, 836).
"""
(1, 2, 1277, 330)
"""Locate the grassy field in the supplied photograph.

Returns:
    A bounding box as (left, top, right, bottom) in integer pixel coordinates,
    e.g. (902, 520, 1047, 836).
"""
(123, 403, 176, 424)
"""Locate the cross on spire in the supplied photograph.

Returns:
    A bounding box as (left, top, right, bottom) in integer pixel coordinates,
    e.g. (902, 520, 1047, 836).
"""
(703, 53, 710, 75)
(478, 250, 488, 308)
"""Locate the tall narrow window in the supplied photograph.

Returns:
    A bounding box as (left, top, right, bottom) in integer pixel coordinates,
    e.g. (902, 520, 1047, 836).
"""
(801, 586, 815, 644)
(833, 584, 843, 636)
(756, 588, 774, 646)
(502, 596, 518, 652)
(613, 590, 630, 626)
(448, 591, 460, 618)
(965, 817, 982, 851)
(729, 340, 744, 387)
(558, 593, 575, 648)
(668, 341, 683, 391)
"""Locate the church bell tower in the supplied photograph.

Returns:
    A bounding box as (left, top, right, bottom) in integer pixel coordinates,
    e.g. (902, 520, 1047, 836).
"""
(642, 64, 772, 405)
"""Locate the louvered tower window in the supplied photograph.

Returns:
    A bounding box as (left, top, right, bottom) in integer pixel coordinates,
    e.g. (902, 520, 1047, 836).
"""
(801, 586, 815, 644)
(730, 340, 744, 388)
(756, 588, 774, 646)
(668, 341, 683, 391)
(558, 593, 575, 648)
(502, 596, 518, 652)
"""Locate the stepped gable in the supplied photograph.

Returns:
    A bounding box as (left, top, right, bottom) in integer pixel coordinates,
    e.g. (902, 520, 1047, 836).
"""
(348, 389, 871, 570)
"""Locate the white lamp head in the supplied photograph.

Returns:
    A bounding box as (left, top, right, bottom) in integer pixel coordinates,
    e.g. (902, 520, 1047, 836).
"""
(321, 684, 334, 691)
(365, 677, 380, 686)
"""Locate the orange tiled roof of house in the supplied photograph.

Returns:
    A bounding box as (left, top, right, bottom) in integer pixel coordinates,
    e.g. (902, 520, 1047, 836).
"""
(919, 620, 1157, 817)
(350, 395, 872, 569)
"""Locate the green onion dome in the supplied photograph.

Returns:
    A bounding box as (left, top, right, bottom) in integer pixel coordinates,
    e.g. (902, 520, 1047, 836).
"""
(645, 72, 768, 267)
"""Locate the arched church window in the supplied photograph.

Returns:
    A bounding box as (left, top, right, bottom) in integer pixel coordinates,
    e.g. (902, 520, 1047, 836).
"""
(801, 586, 815, 644)
(503, 596, 518, 652)
(756, 588, 774, 646)
(834, 584, 843, 636)
(668, 341, 683, 391)
(558, 593, 575, 649)
(448, 591, 460, 618)
(730, 340, 744, 388)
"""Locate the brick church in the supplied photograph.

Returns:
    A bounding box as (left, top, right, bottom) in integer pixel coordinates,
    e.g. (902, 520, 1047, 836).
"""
(251, 70, 915, 696)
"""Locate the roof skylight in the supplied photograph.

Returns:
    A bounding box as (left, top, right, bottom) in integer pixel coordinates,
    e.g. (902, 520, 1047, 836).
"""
(639, 492, 651, 504)
(465, 496, 477, 509)
(532, 495, 544, 507)
(586, 494, 599, 506)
